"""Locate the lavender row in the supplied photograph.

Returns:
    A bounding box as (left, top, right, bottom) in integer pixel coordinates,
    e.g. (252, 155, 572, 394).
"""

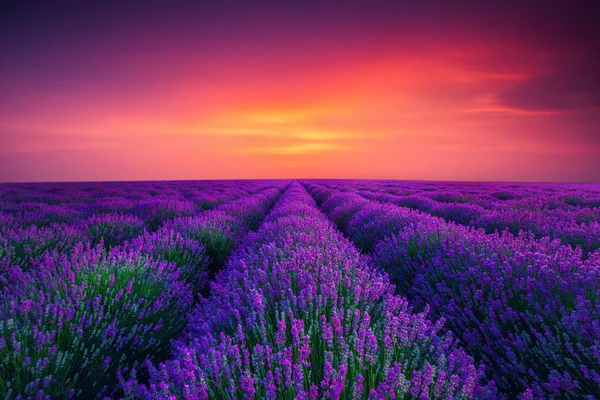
(121, 182, 495, 399)
(311, 180, 600, 257)
(360, 189, 600, 258)
(0, 181, 283, 208)
(0, 182, 287, 275)
(122, 187, 285, 298)
(0, 184, 285, 399)
(0, 180, 287, 231)
(313, 180, 600, 211)
(303, 182, 600, 399)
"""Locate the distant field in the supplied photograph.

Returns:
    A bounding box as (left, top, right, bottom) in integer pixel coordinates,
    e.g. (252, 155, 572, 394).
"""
(1, 180, 599, 399)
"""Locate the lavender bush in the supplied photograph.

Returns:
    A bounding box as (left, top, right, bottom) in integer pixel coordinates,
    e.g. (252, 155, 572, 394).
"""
(166, 211, 244, 268)
(0, 224, 86, 272)
(0, 245, 193, 399)
(124, 227, 211, 296)
(373, 224, 600, 398)
(81, 214, 146, 249)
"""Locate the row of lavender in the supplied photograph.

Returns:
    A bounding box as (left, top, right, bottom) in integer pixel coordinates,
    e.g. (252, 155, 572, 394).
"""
(122, 181, 496, 399)
(0, 180, 287, 399)
(0, 181, 284, 273)
(0, 180, 284, 230)
(302, 181, 600, 399)
(317, 180, 600, 257)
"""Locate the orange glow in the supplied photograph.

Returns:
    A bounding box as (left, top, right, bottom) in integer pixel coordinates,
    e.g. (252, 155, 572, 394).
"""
(1, 4, 599, 182)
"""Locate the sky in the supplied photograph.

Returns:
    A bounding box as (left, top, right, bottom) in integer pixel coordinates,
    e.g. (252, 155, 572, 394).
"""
(1, 1, 599, 182)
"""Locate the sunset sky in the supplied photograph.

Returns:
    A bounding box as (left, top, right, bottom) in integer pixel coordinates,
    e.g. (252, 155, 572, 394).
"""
(1, 1, 599, 182)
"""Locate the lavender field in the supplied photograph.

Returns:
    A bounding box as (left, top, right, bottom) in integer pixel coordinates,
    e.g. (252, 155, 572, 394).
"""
(1, 179, 599, 399)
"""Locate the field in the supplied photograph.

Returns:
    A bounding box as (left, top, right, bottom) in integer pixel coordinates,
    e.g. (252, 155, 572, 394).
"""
(1, 179, 599, 399)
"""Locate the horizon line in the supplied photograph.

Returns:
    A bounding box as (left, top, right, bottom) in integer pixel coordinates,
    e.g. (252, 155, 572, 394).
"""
(1, 178, 599, 185)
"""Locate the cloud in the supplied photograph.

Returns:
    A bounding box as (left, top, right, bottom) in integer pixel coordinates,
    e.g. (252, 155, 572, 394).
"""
(496, 65, 600, 112)
(242, 141, 353, 155)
